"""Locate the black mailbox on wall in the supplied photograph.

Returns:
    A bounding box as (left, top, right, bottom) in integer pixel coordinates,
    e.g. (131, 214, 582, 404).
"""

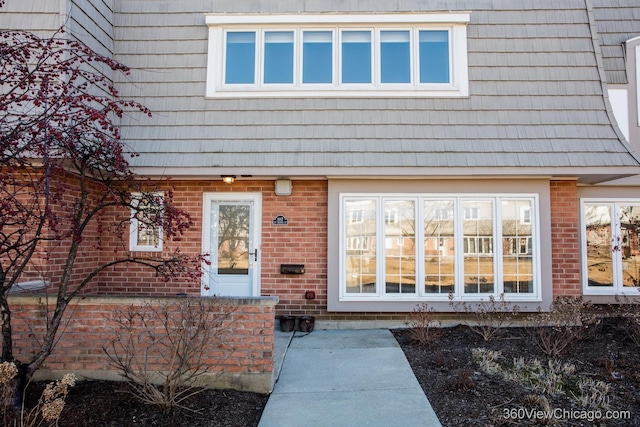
(281, 264, 305, 274)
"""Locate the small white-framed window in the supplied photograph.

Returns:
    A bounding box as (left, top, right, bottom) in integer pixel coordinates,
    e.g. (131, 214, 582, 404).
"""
(340, 194, 540, 301)
(206, 13, 470, 98)
(129, 192, 164, 252)
(582, 199, 640, 294)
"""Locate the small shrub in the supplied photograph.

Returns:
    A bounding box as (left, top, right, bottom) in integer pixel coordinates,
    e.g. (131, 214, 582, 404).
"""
(449, 293, 519, 341)
(405, 303, 442, 347)
(104, 298, 235, 410)
(0, 362, 75, 427)
(471, 347, 503, 376)
(524, 296, 595, 357)
(573, 377, 610, 411)
(522, 394, 559, 427)
(449, 367, 476, 391)
(613, 294, 640, 347)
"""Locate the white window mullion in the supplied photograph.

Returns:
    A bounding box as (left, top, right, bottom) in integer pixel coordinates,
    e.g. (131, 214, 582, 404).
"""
(294, 28, 301, 87)
(612, 203, 624, 291)
(454, 197, 464, 299)
(377, 196, 386, 297)
(417, 197, 426, 297)
(373, 29, 380, 86)
(256, 30, 263, 87)
(495, 198, 504, 296)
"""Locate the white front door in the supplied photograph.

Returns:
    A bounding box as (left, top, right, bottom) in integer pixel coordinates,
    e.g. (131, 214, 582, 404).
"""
(202, 193, 261, 297)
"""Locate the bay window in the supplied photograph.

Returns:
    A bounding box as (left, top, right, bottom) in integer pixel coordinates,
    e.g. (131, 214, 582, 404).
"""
(340, 194, 540, 301)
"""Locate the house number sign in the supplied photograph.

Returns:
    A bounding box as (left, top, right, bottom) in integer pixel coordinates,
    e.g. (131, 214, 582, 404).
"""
(272, 215, 288, 225)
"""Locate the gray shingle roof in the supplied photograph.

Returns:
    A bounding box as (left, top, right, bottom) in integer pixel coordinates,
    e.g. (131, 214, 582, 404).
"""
(591, 0, 640, 84)
(107, 0, 640, 180)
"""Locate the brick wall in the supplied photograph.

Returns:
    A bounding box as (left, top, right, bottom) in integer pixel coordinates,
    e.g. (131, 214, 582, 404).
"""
(550, 180, 581, 296)
(94, 180, 330, 316)
(10, 295, 277, 393)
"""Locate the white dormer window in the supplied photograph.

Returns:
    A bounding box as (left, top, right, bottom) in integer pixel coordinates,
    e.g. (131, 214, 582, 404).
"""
(206, 13, 470, 98)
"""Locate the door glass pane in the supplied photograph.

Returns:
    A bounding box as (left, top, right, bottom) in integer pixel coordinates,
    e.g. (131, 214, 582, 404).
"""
(619, 205, 640, 287)
(384, 200, 416, 294)
(303, 31, 332, 83)
(225, 32, 255, 84)
(345, 199, 377, 293)
(585, 205, 614, 287)
(501, 200, 534, 293)
(419, 30, 449, 83)
(463, 200, 494, 293)
(341, 31, 372, 83)
(381, 31, 410, 83)
(217, 205, 250, 275)
(424, 200, 455, 294)
(264, 31, 294, 84)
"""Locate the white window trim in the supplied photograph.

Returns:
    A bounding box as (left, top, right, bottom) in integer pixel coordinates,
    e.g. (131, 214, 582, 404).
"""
(581, 198, 640, 295)
(129, 192, 164, 252)
(339, 193, 541, 302)
(205, 13, 469, 98)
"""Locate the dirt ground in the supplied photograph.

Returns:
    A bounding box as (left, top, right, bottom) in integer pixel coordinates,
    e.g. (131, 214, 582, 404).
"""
(393, 317, 640, 427)
(13, 317, 640, 426)
(20, 382, 268, 427)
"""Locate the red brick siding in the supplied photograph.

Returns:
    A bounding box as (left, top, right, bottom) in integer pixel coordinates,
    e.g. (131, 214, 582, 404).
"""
(550, 180, 581, 296)
(10, 296, 275, 392)
(94, 180, 330, 316)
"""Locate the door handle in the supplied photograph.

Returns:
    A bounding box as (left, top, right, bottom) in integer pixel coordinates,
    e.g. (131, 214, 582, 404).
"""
(250, 249, 258, 262)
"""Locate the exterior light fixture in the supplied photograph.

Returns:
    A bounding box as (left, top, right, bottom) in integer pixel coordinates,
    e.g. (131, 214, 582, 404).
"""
(221, 175, 236, 184)
(275, 178, 292, 196)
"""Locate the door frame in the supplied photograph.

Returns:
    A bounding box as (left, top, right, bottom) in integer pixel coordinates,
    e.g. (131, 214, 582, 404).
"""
(201, 192, 262, 296)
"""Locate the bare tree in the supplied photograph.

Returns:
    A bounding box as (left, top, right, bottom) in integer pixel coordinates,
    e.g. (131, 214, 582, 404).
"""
(0, 27, 205, 401)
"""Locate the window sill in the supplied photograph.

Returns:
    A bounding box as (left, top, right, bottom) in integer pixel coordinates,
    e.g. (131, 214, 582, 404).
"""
(206, 87, 468, 99)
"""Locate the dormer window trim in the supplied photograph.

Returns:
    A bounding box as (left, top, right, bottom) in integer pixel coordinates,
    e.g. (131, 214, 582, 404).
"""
(205, 13, 470, 98)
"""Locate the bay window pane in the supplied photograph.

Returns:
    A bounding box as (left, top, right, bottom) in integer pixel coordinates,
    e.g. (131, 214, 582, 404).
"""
(381, 31, 410, 83)
(619, 205, 640, 287)
(264, 31, 294, 84)
(225, 32, 255, 84)
(341, 31, 372, 83)
(463, 200, 494, 293)
(585, 205, 614, 287)
(424, 200, 455, 294)
(345, 199, 377, 293)
(303, 31, 332, 84)
(419, 30, 449, 83)
(384, 200, 416, 294)
(501, 200, 534, 293)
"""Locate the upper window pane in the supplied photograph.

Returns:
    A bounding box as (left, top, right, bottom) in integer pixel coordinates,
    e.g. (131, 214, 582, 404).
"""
(345, 199, 377, 294)
(419, 30, 449, 83)
(303, 31, 333, 84)
(619, 205, 640, 287)
(380, 31, 410, 83)
(424, 200, 455, 294)
(501, 200, 534, 294)
(341, 31, 372, 83)
(462, 200, 494, 294)
(585, 205, 614, 288)
(264, 31, 294, 84)
(225, 32, 256, 84)
(384, 200, 416, 294)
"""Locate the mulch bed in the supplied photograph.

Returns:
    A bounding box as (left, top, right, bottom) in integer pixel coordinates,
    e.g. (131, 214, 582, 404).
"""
(393, 317, 640, 426)
(11, 317, 640, 426)
(19, 381, 268, 427)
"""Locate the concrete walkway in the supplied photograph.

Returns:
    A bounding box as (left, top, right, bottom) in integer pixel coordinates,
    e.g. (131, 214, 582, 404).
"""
(259, 329, 441, 427)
